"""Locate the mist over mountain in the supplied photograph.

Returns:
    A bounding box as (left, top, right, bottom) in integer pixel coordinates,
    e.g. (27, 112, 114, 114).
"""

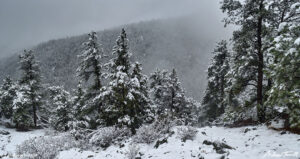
(0, 17, 231, 99)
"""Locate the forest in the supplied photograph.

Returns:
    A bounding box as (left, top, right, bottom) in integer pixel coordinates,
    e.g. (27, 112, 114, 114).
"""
(0, 0, 299, 159)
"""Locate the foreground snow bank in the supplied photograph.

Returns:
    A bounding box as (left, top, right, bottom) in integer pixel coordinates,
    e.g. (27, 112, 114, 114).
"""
(1, 125, 299, 159)
(58, 125, 300, 159)
(0, 126, 44, 158)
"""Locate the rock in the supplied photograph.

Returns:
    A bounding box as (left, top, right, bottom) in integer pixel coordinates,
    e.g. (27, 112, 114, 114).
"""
(87, 155, 94, 158)
(201, 132, 207, 135)
(154, 138, 168, 149)
(0, 130, 10, 135)
(280, 131, 287, 135)
(244, 128, 251, 133)
(203, 140, 234, 154)
(202, 140, 213, 145)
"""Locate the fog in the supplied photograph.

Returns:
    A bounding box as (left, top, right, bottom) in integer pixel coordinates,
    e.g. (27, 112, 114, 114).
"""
(0, 0, 232, 58)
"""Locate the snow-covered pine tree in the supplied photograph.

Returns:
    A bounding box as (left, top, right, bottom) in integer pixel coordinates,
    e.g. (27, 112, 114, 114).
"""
(267, 2, 300, 129)
(221, 0, 300, 123)
(129, 62, 153, 128)
(0, 76, 17, 120)
(76, 31, 105, 128)
(202, 40, 230, 121)
(102, 29, 136, 133)
(48, 86, 72, 131)
(150, 68, 193, 124)
(13, 50, 42, 129)
(168, 69, 189, 120)
(150, 69, 171, 116)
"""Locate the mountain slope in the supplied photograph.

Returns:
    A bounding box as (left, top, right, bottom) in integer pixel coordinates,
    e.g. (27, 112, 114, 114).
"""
(0, 17, 217, 99)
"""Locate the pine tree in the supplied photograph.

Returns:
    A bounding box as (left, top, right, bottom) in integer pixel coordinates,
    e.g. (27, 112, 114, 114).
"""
(202, 40, 230, 121)
(12, 85, 33, 130)
(102, 29, 135, 132)
(267, 3, 300, 129)
(13, 50, 42, 129)
(150, 69, 171, 116)
(0, 76, 17, 119)
(48, 86, 72, 131)
(76, 31, 105, 128)
(221, 0, 300, 123)
(129, 62, 153, 128)
(150, 68, 193, 124)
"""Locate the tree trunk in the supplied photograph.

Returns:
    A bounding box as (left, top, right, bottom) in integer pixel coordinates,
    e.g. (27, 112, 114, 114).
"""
(257, 0, 265, 123)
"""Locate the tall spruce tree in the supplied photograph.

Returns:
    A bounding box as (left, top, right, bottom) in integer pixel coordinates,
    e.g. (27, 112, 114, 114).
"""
(77, 31, 105, 128)
(0, 76, 17, 120)
(202, 40, 230, 120)
(101, 29, 144, 133)
(13, 50, 42, 129)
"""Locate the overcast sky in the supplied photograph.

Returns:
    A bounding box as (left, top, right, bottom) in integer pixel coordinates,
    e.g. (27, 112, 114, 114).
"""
(0, 0, 229, 58)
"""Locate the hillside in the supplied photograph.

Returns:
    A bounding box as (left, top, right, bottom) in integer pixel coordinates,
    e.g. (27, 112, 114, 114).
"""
(0, 17, 217, 99)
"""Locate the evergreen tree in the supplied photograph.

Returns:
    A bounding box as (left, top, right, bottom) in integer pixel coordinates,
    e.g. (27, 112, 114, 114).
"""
(13, 50, 42, 129)
(150, 69, 170, 116)
(0, 76, 17, 119)
(221, 0, 268, 122)
(102, 29, 135, 132)
(202, 40, 230, 120)
(12, 85, 33, 130)
(48, 86, 72, 131)
(267, 3, 300, 129)
(150, 68, 193, 124)
(221, 0, 300, 123)
(76, 31, 105, 128)
(129, 62, 153, 128)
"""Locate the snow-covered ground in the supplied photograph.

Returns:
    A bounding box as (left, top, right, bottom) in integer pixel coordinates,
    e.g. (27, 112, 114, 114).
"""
(0, 125, 299, 159)
(59, 125, 300, 159)
(0, 126, 44, 158)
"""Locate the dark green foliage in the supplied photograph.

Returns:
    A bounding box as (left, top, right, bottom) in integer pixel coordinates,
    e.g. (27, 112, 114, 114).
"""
(48, 86, 72, 131)
(13, 50, 42, 130)
(150, 68, 197, 124)
(76, 31, 105, 129)
(0, 76, 16, 119)
(202, 40, 230, 120)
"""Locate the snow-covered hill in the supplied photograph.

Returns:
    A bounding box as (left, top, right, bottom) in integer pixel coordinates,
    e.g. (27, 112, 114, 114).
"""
(1, 125, 299, 159)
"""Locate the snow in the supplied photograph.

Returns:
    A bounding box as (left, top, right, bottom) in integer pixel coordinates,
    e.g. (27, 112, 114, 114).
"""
(57, 125, 300, 159)
(1, 125, 299, 159)
(294, 38, 300, 45)
(0, 126, 44, 158)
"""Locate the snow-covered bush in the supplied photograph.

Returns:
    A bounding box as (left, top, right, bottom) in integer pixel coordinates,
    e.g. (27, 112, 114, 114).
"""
(177, 126, 198, 142)
(133, 117, 175, 144)
(88, 126, 131, 148)
(16, 133, 78, 159)
(126, 144, 140, 159)
(68, 120, 91, 140)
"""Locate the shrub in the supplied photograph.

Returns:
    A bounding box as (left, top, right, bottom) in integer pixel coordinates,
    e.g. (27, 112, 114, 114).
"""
(177, 126, 198, 142)
(133, 117, 175, 144)
(126, 144, 140, 159)
(88, 126, 131, 148)
(16, 133, 78, 159)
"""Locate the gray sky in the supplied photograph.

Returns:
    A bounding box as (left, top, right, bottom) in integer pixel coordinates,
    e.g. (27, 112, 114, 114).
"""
(0, 0, 229, 58)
